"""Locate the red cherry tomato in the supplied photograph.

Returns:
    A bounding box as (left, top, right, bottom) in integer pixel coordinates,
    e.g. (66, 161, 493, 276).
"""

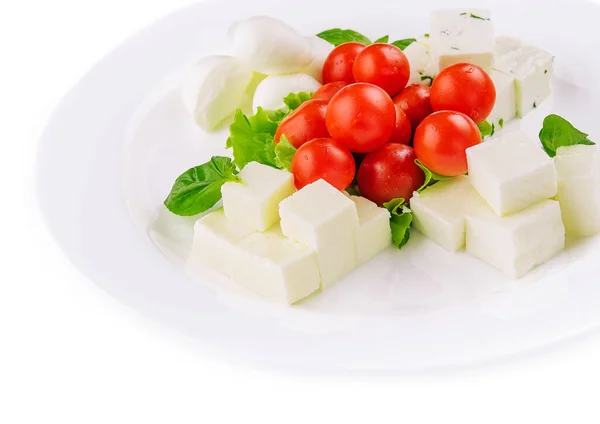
(389, 105, 412, 145)
(291, 138, 356, 190)
(274, 99, 329, 148)
(357, 143, 425, 205)
(413, 111, 482, 177)
(352, 43, 410, 96)
(393, 84, 433, 130)
(430, 63, 496, 124)
(312, 81, 348, 102)
(322, 42, 366, 84)
(326, 83, 396, 153)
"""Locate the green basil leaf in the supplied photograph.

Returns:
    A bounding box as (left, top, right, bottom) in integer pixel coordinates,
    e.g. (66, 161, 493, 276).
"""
(274, 135, 296, 171)
(389, 208, 413, 249)
(374, 35, 389, 43)
(478, 120, 493, 138)
(283, 91, 313, 111)
(539, 114, 596, 157)
(391, 38, 416, 50)
(164, 156, 240, 216)
(383, 197, 406, 215)
(415, 159, 452, 192)
(317, 28, 371, 46)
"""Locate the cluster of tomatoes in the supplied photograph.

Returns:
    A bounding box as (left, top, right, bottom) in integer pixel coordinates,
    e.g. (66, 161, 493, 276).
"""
(274, 41, 497, 205)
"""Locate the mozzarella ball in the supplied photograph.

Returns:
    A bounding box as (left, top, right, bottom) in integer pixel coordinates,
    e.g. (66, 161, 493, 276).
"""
(252, 73, 322, 112)
(303, 36, 334, 83)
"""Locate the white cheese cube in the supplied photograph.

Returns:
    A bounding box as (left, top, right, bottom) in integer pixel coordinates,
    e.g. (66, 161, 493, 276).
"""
(187, 209, 255, 277)
(467, 131, 557, 216)
(466, 200, 565, 279)
(221, 162, 295, 231)
(349, 196, 392, 263)
(430, 9, 495, 73)
(410, 176, 489, 252)
(279, 179, 359, 287)
(495, 45, 553, 117)
(555, 145, 600, 236)
(230, 225, 321, 304)
(403, 40, 437, 86)
(494, 35, 523, 55)
(487, 69, 516, 129)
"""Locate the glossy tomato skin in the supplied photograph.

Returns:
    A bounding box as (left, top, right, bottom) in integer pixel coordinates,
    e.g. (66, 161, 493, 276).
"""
(326, 83, 396, 153)
(291, 138, 356, 190)
(393, 84, 433, 130)
(322, 42, 366, 84)
(389, 105, 412, 145)
(312, 81, 348, 102)
(357, 143, 425, 205)
(352, 44, 410, 96)
(430, 63, 496, 124)
(413, 111, 482, 177)
(274, 99, 329, 148)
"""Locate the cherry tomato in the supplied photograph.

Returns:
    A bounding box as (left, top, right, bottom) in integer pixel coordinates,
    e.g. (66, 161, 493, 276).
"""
(291, 138, 356, 190)
(413, 111, 482, 177)
(389, 105, 412, 145)
(430, 63, 496, 124)
(326, 83, 396, 153)
(352, 43, 410, 96)
(357, 143, 425, 205)
(322, 42, 366, 84)
(312, 81, 348, 102)
(274, 99, 329, 148)
(393, 84, 433, 130)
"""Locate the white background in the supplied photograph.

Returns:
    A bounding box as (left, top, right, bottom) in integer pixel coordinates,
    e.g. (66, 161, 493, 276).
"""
(2, 0, 600, 422)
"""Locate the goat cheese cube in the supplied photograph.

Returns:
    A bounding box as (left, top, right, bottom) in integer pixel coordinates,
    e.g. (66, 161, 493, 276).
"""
(411, 176, 489, 252)
(279, 180, 359, 288)
(466, 200, 565, 279)
(229, 225, 321, 304)
(187, 209, 255, 277)
(467, 131, 557, 216)
(555, 145, 600, 236)
(487, 69, 516, 129)
(430, 9, 495, 73)
(494, 35, 523, 55)
(495, 45, 554, 117)
(221, 162, 295, 231)
(349, 196, 392, 263)
(403, 40, 437, 86)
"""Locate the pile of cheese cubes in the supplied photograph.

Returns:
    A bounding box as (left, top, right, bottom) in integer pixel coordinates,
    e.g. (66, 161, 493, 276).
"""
(404, 9, 553, 129)
(187, 162, 391, 304)
(412, 131, 600, 278)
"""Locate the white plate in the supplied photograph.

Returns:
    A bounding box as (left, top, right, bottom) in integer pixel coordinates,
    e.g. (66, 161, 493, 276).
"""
(37, 0, 600, 374)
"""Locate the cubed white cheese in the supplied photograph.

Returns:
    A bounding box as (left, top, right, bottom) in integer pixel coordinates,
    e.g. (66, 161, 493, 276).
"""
(555, 145, 600, 236)
(349, 196, 392, 263)
(487, 69, 516, 129)
(467, 131, 557, 216)
(221, 162, 295, 231)
(430, 9, 495, 73)
(466, 200, 565, 279)
(279, 179, 359, 288)
(187, 209, 255, 277)
(229, 225, 321, 304)
(495, 45, 553, 117)
(410, 176, 489, 252)
(494, 35, 523, 55)
(403, 40, 437, 86)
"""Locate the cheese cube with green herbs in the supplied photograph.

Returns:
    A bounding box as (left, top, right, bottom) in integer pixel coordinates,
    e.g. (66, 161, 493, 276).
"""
(494, 35, 523, 55)
(466, 131, 557, 216)
(403, 39, 437, 86)
(430, 9, 495, 73)
(486, 69, 516, 130)
(349, 196, 392, 263)
(221, 162, 295, 231)
(554, 145, 600, 236)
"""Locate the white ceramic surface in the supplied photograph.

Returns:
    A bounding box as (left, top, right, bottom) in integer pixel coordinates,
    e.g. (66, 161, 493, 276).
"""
(37, 0, 600, 374)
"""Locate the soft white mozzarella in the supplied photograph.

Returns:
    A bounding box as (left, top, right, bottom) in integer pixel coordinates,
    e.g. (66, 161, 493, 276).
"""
(187, 209, 255, 278)
(181, 55, 254, 131)
(466, 200, 565, 279)
(221, 162, 296, 232)
(411, 176, 489, 252)
(403, 40, 437, 86)
(303, 36, 334, 83)
(430, 9, 495, 72)
(554, 145, 600, 236)
(466, 131, 557, 216)
(238, 72, 267, 115)
(252, 73, 322, 112)
(279, 180, 359, 288)
(494, 35, 523, 55)
(487, 69, 516, 129)
(349, 196, 392, 263)
(231, 16, 313, 75)
(229, 225, 321, 304)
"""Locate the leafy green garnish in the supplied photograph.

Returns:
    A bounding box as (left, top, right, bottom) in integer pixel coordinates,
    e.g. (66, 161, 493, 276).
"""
(274, 135, 296, 171)
(226, 108, 280, 169)
(460, 12, 490, 20)
(374, 35, 389, 43)
(164, 157, 240, 216)
(478, 120, 494, 138)
(450, 46, 460, 50)
(283, 91, 313, 111)
(391, 38, 416, 50)
(424, 33, 430, 38)
(383, 197, 406, 215)
(533, 102, 537, 109)
(415, 159, 452, 192)
(317, 28, 371, 46)
(420, 75, 434, 85)
(539, 114, 596, 157)
(498, 118, 504, 128)
(383, 198, 413, 249)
